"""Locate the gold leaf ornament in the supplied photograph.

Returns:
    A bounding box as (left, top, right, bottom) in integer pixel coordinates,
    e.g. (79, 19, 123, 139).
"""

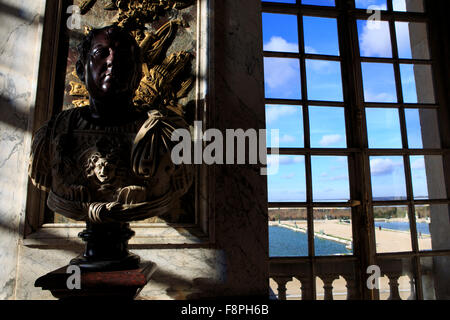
(69, 81, 89, 97)
(70, 0, 195, 116)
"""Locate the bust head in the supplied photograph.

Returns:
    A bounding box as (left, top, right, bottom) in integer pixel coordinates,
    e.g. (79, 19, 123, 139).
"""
(76, 25, 142, 103)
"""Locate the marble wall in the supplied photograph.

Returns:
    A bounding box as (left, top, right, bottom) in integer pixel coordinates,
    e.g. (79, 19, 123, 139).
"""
(211, 0, 268, 296)
(1, 0, 268, 299)
(0, 0, 46, 299)
(15, 246, 227, 300)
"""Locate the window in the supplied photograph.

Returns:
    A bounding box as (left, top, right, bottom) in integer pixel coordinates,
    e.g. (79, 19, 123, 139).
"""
(263, 0, 450, 300)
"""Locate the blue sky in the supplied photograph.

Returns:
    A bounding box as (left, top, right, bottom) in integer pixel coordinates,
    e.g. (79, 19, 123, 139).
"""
(261, 0, 423, 12)
(263, 0, 434, 202)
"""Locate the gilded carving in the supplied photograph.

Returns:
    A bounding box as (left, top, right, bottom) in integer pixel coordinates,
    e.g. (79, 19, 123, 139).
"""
(69, 80, 89, 96)
(70, 1, 194, 119)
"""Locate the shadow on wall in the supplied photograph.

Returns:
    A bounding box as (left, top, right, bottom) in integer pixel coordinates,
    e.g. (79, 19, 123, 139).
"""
(138, 267, 225, 300)
(0, 73, 31, 132)
(0, 2, 44, 24)
(0, 217, 226, 299)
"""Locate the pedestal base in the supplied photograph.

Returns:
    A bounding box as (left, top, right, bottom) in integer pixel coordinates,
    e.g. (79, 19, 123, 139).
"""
(70, 252, 140, 272)
(71, 222, 140, 272)
(35, 262, 157, 300)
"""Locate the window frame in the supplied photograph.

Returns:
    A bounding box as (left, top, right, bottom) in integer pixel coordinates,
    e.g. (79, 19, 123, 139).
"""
(23, 0, 215, 247)
(264, 0, 450, 300)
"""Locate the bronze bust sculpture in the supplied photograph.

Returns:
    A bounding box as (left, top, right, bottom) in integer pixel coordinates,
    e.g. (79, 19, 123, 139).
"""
(29, 25, 193, 271)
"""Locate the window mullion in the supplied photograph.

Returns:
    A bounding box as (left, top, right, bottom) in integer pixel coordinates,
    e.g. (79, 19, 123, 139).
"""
(297, 6, 316, 299)
(337, 0, 379, 300)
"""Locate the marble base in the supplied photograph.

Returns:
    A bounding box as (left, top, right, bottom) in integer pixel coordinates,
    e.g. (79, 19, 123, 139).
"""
(34, 262, 156, 300)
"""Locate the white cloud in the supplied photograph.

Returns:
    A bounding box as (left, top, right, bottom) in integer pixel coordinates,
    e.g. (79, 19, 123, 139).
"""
(282, 173, 296, 179)
(355, 0, 388, 9)
(280, 134, 296, 143)
(271, 133, 297, 146)
(305, 46, 317, 54)
(359, 4, 412, 59)
(266, 105, 298, 124)
(319, 172, 347, 181)
(359, 20, 392, 57)
(264, 57, 300, 93)
(319, 134, 343, 146)
(364, 90, 397, 103)
(264, 36, 298, 53)
(306, 59, 333, 74)
(370, 158, 402, 176)
(411, 157, 425, 170)
(267, 155, 304, 166)
(328, 174, 348, 181)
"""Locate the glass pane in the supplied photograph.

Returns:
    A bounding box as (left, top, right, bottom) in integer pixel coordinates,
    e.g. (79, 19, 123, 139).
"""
(264, 57, 302, 99)
(400, 64, 435, 104)
(302, 0, 335, 6)
(416, 205, 450, 252)
(263, 0, 296, 3)
(427, 204, 450, 251)
(393, 0, 424, 12)
(410, 155, 428, 200)
(309, 106, 347, 148)
(357, 20, 392, 58)
(415, 205, 431, 251)
(266, 105, 304, 148)
(377, 257, 416, 300)
(267, 155, 306, 202)
(410, 156, 446, 200)
(421, 256, 450, 300)
(263, 13, 299, 53)
(361, 63, 397, 102)
(269, 208, 308, 257)
(355, 0, 387, 10)
(305, 59, 343, 101)
(366, 108, 402, 149)
(313, 208, 353, 256)
(374, 206, 412, 252)
(303, 16, 339, 56)
(311, 156, 350, 202)
(395, 22, 430, 59)
(405, 108, 441, 149)
(370, 156, 407, 200)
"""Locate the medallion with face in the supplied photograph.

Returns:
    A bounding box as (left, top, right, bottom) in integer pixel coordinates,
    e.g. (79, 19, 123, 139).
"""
(90, 153, 117, 183)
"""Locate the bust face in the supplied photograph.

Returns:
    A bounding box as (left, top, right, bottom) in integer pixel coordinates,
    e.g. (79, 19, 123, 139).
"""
(85, 28, 139, 99)
(93, 157, 117, 183)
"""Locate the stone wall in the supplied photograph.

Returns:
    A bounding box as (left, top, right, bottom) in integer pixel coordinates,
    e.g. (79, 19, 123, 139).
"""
(0, 0, 268, 299)
(0, 0, 46, 299)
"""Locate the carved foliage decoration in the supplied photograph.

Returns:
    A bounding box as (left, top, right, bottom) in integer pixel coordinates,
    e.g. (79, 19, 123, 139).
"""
(70, 0, 195, 119)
